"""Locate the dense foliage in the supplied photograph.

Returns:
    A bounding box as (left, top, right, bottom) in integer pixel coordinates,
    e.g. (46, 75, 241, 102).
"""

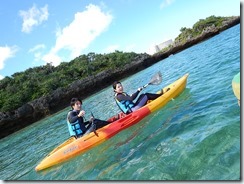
(174, 15, 232, 44)
(0, 15, 237, 112)
(0, 51, 139, 112)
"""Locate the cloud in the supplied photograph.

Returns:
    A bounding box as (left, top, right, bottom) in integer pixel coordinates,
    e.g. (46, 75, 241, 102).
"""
(124, 44, 136, 52)
(0, 75, 4, 80)
(28, 44, 46, 62)
(104, 44, 120, 53)
(28, 44, 46, 53)
(19, 4, 49, 33)
(104, 43, 137, 53)
(42, 52, 62, 66)
(0, 46, 18, 70)
(160, 0, 175, 9)
(42, 4, 113, 66)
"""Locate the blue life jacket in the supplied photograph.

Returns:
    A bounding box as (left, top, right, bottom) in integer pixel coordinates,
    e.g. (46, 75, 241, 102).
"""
(66, 112, 84, 137)
(115, 93, 134, 114)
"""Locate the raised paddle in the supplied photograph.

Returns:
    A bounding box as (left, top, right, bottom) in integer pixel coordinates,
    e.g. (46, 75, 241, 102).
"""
(142, 71, 162, 88)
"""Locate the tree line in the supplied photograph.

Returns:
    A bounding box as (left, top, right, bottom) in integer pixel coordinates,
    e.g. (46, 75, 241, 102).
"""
(0, 51, 139, 112)
(175, 15, 233, 44)
(159, 15, 237, 53)
(0, 15, 237, 112)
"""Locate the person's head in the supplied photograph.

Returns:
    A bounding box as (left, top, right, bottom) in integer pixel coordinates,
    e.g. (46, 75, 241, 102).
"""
(70, 98, 82, 110)
(113, 81, 123, 93)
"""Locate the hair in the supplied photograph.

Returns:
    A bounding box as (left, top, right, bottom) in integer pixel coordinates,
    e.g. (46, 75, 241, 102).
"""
(112, 81, 121, 90)
(70, 98, 82, 109)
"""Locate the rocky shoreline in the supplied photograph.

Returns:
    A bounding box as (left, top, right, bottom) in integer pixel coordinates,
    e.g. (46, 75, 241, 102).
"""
(0, 16, 240, 139)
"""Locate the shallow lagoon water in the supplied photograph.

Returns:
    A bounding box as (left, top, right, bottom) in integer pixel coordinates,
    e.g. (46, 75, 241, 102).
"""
(0, 24, 240, 180)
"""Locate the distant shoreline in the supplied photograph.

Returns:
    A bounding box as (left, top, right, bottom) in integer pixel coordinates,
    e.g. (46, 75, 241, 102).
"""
(0, 16, 240, 139)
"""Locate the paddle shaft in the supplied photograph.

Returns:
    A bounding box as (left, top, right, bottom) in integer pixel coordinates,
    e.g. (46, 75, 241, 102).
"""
(143, 83, 149, 88)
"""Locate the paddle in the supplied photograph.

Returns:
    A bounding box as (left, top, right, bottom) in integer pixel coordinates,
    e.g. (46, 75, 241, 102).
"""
(90, 112, 98, 136)
(83, 112, 98, 136)
(142, 71, 162, 88)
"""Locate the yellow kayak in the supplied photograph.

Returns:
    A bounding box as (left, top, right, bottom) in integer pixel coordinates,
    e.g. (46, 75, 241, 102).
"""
(35, 73, 189, 171)
(232, 72, 240, 106)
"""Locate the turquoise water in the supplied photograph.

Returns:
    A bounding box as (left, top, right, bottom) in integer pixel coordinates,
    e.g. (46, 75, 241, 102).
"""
(0, 24, 240, 180)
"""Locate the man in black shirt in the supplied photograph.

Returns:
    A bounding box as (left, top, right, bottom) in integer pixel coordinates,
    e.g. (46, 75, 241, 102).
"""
(67, 98, 111, 138)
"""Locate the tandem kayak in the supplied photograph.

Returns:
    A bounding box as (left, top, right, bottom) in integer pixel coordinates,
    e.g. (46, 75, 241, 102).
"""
(232, 72, 240, 106)
(35, 73, 189, 171)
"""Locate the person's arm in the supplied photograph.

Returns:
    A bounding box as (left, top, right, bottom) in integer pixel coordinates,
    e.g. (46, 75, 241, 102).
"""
(68, 111, 83, 124)
(130, 90, 140, 100)
(68, 112, 78, 123)
(116, 91, 140, 102)
(84, 121, 91, 125)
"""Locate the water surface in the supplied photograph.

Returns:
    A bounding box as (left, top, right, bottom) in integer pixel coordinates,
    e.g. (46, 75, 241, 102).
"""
(0, 24, 240, 180)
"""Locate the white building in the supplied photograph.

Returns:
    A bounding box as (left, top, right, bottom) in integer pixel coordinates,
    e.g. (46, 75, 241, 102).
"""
(148, 39, 173, 55)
